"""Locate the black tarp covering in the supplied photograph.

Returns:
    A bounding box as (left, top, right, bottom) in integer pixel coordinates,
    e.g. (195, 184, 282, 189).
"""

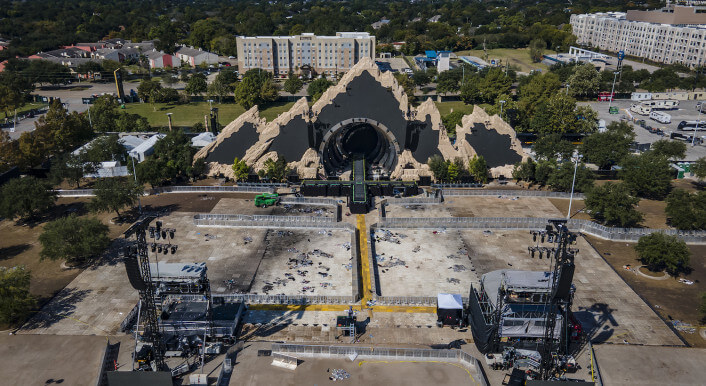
(465, 123, 522, 168)
(268, 115, 311, 161)
(409, 116, 442, 163)
(205, 122, 260, 164)
(467, 286, 497, 354)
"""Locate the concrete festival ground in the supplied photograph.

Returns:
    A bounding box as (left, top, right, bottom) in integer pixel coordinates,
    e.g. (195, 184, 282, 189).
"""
(3, 189, 706, 384)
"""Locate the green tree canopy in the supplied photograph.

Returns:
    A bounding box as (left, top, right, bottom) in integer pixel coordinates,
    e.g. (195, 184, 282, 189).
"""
(39, 214, 111, 266)
(83, 134, 127, 164)
(619, 152, 673, 199)
(665, 189, 706, 230)
(547, 161, 594, 192)
(307, 78, 334, 101)
(585, 182, 643, 227)
(259, 156, 289, 182)
(232, 157, 250, 181)
(529, 94, 597, 135)
(49, 152, 98, 188)
(89, 95, 149, 132)
(442, 111, 465, 137)
(650, 139, 687, 160)
(635, 233, 690, 276)
(185, 73, 208, 96)
(693, 157, 706, 180)
(512, 159, 536, 182)
(135, 130, 198, 185)
(234, 70, 278, 108)
(283, 75, 303, 95)
(90, 178, 143, 219)
(412, 70, 432, 87)
(468, 155, 489, 184)
(0, 266, 36, 326)
(0, 177, 57, 220)
(532, 133, 574, 161)
(427, 155, 448, 182)
(568, 63, 600, 98)
(580, 121, 635, 170)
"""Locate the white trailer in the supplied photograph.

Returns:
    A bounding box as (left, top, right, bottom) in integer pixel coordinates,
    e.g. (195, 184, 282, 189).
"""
(649, 111, 672, 124)
(631, 92, 652, 101)
(630, 104, 651, 116)
(642, 99, 679, 110)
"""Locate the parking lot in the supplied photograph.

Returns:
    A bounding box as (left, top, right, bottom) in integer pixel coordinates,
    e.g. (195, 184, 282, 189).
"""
(581, 99, 706, 160)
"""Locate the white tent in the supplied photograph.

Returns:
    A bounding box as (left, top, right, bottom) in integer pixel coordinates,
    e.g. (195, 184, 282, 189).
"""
(437, 293, 463, 310)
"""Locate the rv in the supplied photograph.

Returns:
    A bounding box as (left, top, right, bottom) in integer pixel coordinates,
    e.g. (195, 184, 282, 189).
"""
(630, 103, 651, 116)
(677, 120, 706, 131)
(649, 111, 671, 124)
(642, 99, 679, 110)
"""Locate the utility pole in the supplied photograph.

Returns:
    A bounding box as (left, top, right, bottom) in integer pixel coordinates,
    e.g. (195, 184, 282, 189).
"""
(607, 71, 619, 112)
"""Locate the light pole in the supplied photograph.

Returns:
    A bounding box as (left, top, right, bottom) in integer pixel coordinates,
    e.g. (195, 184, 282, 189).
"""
(693, 103, 703, 146)
(607, 71, 619, 112)
(166, 113, 173, 131)
(567, 151, 582, 220)
(207, 99, 214, 110)
(131, 155, 142, 214)
(499, 100, 506, 120)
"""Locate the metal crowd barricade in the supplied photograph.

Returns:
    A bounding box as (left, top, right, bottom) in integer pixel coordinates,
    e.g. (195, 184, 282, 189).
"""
(163, 185, 276, 193)
(280, 197, 339, 206)
(441, 189, 586, 199)
(55, 189, 95, 197)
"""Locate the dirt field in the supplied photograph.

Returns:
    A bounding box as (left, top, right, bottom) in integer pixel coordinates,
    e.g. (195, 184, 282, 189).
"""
(549, 198, 670, 229)
(584, 236, 706, 347)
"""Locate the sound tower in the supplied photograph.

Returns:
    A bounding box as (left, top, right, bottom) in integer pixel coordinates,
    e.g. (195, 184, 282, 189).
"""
(124, 253, 146, 291)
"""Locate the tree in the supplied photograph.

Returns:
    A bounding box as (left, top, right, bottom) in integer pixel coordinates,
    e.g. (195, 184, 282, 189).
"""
(665, 189, 706, 230)
(532, 134, 574, 161)
(693, 157, 706, 180)
(585, 182, 643, 227)
(283, 75, 303, 95)
(394, 72, 416, 100)
(0, 266, 36, 326)
(651, 139, 686, 160)
(39, 214, 110, 266)
(478, 67, 512, 104)
(259, 156, 289, 182)
(148, 16, 183, 54)
(547, 161, 594, 192)
(234, 70, 278, 108)
(0, 177, 56, 220)
(89, 95, 150, 132)
(427, 155, 448, 182)
(436, 70, 461, 95)
(700, 292, 706, 324)
(232, 157, 250, 181)
(529, 38, 545, 63)
(0, 72, 34, 119)
(412, 71, 431, 88)
(137, 79, 162, 106)
(185, 73, 208, 96)
(442, 111, 464, 137)
(83, 134, 127, 164)
(580, 121, 635, 170)
(468, 155, 489, 184)
(307, 78, 334, 101)
(620, 152, 673, 199)
(512, 159, 536, 182)
(22, 101, 92, 166)
(447, 161, 460, 182)
(90, 178, 143, 219)
(635, 233, 690, 276)
(49, 152, 98, 188)
(568, 63, 600, 98)
(208, 71, 236, 103)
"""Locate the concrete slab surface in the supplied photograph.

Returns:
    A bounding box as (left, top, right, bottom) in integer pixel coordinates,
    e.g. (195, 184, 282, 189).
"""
(594, 344, 706, 385)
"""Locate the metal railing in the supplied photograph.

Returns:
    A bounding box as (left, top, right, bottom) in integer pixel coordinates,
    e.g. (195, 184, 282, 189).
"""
(55, 189, 95, 197)
(385, 197, 443, 205)
(193, 213, 354, 230)
(162, 185, 275, 193)
(589, 341, 603, 386)
(441, 189, 586, 199)
(433, 183, 484, 188)
(373, 296, 468, 307)
(119, 302, 140, 332)
(280, 197, 339, 206)
(271, 344, 489, 384)
(171, 294, 358, 305)
(237, 182, 289, 188)
(377, 216, 706, 243)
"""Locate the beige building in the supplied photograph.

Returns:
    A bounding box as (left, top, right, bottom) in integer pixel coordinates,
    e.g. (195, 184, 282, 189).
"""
(236, 32, 375, 77)
(570, 4, 706, 67)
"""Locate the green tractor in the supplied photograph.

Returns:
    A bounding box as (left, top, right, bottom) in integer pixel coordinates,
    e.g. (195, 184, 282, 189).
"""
(254, 193, 279, 208)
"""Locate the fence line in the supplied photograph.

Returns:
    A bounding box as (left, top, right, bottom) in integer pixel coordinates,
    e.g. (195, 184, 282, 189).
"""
(441, 189, 586, 199)
(193, 213, 352, 230)
(170, 294, 358, 305)
(271, 344, 488, 384)
(280, 197, 339, 206)
(377, 217, 706, 243)
(55, 189, 95, 197)
(161, 185, 275, 193)
(385, 197, 443, 205)
(373, 296, 468, 307)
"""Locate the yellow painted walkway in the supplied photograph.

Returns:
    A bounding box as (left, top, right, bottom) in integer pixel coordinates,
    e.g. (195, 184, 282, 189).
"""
(244, 214, 436, 314)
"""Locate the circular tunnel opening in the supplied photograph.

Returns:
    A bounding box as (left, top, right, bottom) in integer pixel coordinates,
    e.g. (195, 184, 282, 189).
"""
(321, 120, 397, 176)
(340, 123, 379, 159)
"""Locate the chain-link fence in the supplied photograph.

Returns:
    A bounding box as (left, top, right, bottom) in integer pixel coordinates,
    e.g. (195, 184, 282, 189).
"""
(271, 344, 488, 384)
(378, 216, 706, 243)
(385, 197, 443, 205)
(373, 296, 469, 307)
(193, 213, 354, 230)
(441, 189, 586, 199)
(280, 197, 339, 206)
(162, 185, 275, 193)
(55, 189, 95, 197)
(171, 293, 358, 305)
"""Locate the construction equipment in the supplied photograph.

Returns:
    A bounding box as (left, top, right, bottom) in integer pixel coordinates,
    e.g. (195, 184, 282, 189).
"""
(254, 193, 279, 208)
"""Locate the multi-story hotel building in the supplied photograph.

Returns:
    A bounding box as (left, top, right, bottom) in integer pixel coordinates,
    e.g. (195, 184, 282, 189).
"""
(236, 32, 375, 77)
(570, 4, 706, 67)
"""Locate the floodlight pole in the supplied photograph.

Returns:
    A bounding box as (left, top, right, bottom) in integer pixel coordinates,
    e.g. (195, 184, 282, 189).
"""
(567, 152, 580, 219)
(499, 100, 506, 120)
(131, 156, 142, 213)
(693, 103, 703, 146)
(607, 71, 619, 112)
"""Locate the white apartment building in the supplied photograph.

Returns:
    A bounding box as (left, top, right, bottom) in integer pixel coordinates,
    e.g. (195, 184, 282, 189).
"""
(570, 5, 706, 67)
(236, 32, 375, 77)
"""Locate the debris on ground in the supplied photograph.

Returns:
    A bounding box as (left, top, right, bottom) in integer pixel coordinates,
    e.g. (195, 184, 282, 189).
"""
(412, 245, 421, 253)
(447, 278, 461, 284)
(450, 265, 467, 272)
(329, 368, 350, 381)
(672, 320, 696, 334)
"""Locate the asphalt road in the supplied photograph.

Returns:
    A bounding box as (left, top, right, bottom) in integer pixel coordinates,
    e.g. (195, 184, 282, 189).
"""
(580, 99, 706, 161)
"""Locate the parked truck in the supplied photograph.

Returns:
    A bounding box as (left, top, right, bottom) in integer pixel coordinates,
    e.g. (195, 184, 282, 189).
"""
(254, 193, 280, 208)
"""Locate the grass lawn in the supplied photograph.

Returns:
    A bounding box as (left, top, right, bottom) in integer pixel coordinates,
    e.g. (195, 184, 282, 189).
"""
(454, 48, 549, 73)
(435, 101, 474, 117)
(123, 101, 296, 128)
(7, 103, 49, 117)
